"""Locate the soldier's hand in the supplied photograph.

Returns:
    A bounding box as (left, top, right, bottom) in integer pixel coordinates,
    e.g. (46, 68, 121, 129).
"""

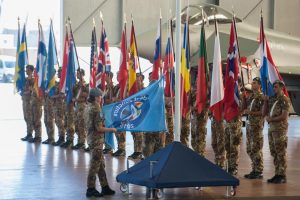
(263, 95, 269, 101)
(111, 128, 117, 133)
(266, 116, 271, 122)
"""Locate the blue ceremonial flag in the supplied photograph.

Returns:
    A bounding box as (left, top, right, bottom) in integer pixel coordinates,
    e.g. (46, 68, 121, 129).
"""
(65, 37, 76, 104)
(103, 77, 167, 132)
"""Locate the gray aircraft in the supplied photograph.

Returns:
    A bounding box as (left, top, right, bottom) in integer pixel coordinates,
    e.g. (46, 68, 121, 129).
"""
(136, 3, 300, 115)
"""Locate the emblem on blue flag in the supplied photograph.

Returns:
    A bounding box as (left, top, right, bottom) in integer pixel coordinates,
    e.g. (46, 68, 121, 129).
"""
(103, 77, 166, 132)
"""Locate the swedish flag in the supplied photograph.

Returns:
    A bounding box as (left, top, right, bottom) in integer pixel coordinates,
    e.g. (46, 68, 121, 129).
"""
(14, 24, 28, 95)
(46, 20, 58, 97)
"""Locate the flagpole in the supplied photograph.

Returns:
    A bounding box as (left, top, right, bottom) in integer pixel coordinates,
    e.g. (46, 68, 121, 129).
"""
(232, 9, 245, 89)
(159, 8, 162, 78)
(131, 14, 142, 75)
(50, 19, 60, 67)
(174, 0, 181, 142)
(68, 17, 80, 70)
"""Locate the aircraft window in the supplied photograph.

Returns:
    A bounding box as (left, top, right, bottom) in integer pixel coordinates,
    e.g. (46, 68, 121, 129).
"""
(0, 60, 3, 69)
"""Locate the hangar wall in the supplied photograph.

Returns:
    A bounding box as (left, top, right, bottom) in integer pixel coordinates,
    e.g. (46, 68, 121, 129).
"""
(63, 0, 300, 46)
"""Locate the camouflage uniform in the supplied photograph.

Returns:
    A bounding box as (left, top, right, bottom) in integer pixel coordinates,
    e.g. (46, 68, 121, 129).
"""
(31, 89, 43, 139)
(211, 116, 225, 168)
(65, 102, 75, 143)
(143, 132, 162, 157)
(180, 113, 190, 146)
(74, 81, 89, 145)
(190, 92, 209, 156)
(246, 91, 264, 174)
(22, 77, 34, 136)
(143, 80, 163, 157)
(225, 116, 242, 173)
(268, 94, 290, 177)
(131, 81, 144, 154)
(112, 84, 126, 151)
(53, 82, 65, 139)
(103, 81, 115, 150)
(164, 98, 174, 146)
(44, 95, 55, 141)
(87, 102, 108, 188)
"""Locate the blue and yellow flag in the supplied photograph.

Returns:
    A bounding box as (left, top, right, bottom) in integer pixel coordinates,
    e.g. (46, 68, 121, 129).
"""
(14, 24, 28, 95)
(103, 77, 166, 132)
(46, 20, 58, 97)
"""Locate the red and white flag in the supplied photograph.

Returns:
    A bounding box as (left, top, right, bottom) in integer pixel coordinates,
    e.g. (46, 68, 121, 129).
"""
(209, 21, 224, 121)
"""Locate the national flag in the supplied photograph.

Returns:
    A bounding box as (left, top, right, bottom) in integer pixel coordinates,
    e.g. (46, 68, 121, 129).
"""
(89, 26, 98, 89)
(259, 15, 288, 97)
(97, 23, 111, 91)
(180, 21, 191, 119)
(34, 21, 47, 97)
(196, 20, 209, 114)
(14, 22, 27, 95)
(118, 23, 128, 100)
(65, 35, 76, 104)
(128, 20, 139, 96)
(60, 26, 69, 93)
(46, 20, 59, 97)
(163, 25, 175, 98)
(209, 20, 224, 122)
(103, 77, 167, 132)
(152, 20, 161, 80)
(223, 18, 240, 121)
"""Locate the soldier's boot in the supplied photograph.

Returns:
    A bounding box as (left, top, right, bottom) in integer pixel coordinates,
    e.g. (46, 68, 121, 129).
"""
(101, 185, 115, 196)
(228, 168, 237, 176)
(28, 137, 42, 143)
(247, 171, 263, 179)
(42, 139, 55, 145)
(244, 170, 255, 178)
(272, 175, 287, 184)
(129, 152, 144, 160)
(60, 140, 73, 148)
(267, 175, 279, 183)
(86, 188, 103, 197)
(103, 148, 113, 154)
(85, 146, 91, 152)
(21, 134, 32, 141)
(53, 137, 65, 146)
(112, 149, 126, 157)
(72, 143, 85, 150)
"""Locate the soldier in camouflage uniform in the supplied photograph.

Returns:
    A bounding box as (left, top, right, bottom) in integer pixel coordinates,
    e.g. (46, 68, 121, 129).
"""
(224, 77, 243, 175)
(264, 80, 290, 184)
(244, 77, 264, 179)
(190, 88, 209, 156)
(143, 72, 163, 157)
(180, 102, 191, 146)
(103, 72, 114, 154)
(86, 88, 116, 197)
(164, 96, 174, 146)
(52, 67, 66, 146)
(112, 75, 126, 157)
(128, 73, 144, 160)
(72, 69, 89, 150)
(42, 90, 55, 144)
(211, 115, 225, 168)
(61, 85, 76, 148)
(21, 65, 35, 141)
(28, 66, 43, 143)
(224, 115, 242, 175)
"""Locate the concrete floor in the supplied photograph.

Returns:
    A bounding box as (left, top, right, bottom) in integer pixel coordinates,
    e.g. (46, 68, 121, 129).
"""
(0, 83, 300, 200)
